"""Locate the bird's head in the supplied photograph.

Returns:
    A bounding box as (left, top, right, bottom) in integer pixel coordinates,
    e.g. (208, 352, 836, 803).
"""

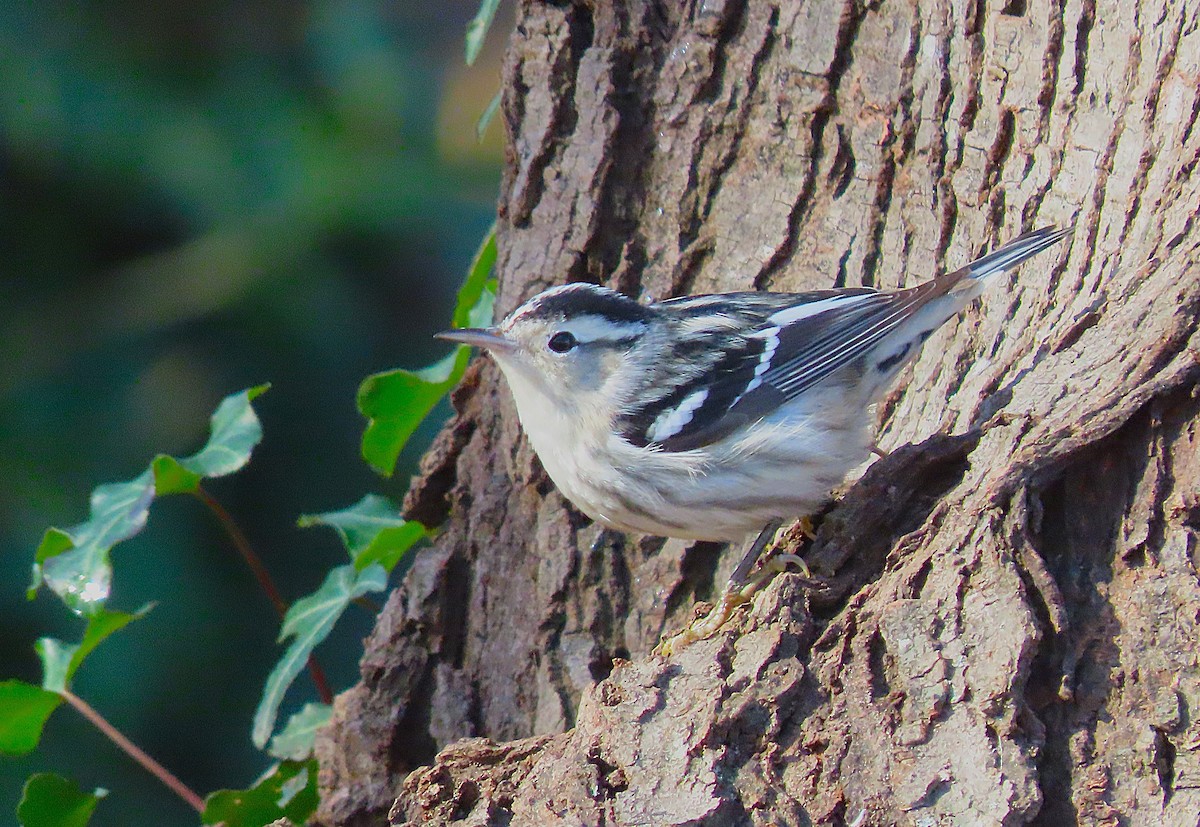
(436, 283, 656, 416)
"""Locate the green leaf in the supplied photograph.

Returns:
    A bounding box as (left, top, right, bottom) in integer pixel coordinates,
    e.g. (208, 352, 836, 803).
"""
(31, 529, 73, 570)
(267, 702, 332, 761)
(453, 228, 497, 330)
(36, 606, 152, 693)
(359, 230, 496, 476)
(202, 759, 319, 827)
(34, 639, 76, 696)
(476, 88, 502, 142)
(298, 494, 426, 572)
(72, 604, 152, 678)
(166, 383, 271, 484)
(0, 682, 63, 755)
(252, 564, 387, 748)
(29, 386, 269, 614)
(30, 471, 155, 615)
(17, 773, 106, 827)
(465, 0, 502, 66)
(358, 351, 469, 477)
(150, 455, 201, 496)
(468, 278, 497, 330)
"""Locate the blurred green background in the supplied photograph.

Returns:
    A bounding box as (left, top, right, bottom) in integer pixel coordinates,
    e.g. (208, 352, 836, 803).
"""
(0, 1, 505, 823)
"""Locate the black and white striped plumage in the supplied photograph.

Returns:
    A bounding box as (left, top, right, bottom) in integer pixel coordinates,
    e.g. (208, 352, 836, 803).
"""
(438, 226, 1071, 541)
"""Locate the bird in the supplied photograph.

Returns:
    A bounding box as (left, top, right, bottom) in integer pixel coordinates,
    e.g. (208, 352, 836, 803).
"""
(437, 226, 1071, 634)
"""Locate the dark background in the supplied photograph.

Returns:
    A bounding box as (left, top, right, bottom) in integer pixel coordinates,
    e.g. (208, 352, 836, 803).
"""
(0, 1, 505, 823)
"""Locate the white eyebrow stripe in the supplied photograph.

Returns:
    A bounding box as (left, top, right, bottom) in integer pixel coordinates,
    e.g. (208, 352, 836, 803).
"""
(767, 293, 877, 326)
(647, 388, 709, 443)
(560, 316, 648, 343)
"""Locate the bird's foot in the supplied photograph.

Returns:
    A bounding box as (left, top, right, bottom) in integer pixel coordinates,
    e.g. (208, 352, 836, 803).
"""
(761, 550, 811, 579)
(727, 545, 813, 606)
(655, 586, 752, 657)
(655, 518, 816, 657)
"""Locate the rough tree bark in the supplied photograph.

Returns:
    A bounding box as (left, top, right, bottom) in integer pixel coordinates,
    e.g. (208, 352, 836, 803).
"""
(316, 0, 1200, 824)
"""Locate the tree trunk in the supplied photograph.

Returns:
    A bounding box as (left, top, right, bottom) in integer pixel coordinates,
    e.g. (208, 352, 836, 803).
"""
(316, 0, 1200, 824)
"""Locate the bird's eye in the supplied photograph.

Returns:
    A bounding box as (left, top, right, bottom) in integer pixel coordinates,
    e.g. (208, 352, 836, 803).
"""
(547, 331, 577, 353)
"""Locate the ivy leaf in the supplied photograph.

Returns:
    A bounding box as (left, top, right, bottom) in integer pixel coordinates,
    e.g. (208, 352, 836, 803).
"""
(467, 278, 497, 330)
(252, 564, 387, 748)
(30, 472, 155, 615)
(465, 0, 502, 66)
(17, 773, 106, 827)
(267, 702, 332, 761)
(150, 455, 201, 494)
(359, 230, 496, 476)
(154, 384, 271, 493)
(298, 494, 426, 572)
(358, 352, 469, 478)
(33, 639, 75, 696)
(36, 606, 152, 694)
(0, 682, 62, 755)
(452, 228, 497, 330)
(201, 759, 318, 827)
(29, 386, 269, 614)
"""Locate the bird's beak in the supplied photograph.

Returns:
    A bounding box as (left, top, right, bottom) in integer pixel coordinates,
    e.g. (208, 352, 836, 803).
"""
(435, 327, 517, 353)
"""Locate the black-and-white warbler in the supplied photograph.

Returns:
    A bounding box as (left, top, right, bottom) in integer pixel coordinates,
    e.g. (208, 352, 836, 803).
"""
(439, 226, 1071, 597)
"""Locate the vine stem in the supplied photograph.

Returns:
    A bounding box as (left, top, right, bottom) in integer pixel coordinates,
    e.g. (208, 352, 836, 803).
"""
(60, 689, 205, 814)
(193, 485, 333, 705)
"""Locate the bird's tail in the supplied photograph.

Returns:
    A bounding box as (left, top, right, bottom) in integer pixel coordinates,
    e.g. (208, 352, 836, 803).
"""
(966, 225, 1073, 281)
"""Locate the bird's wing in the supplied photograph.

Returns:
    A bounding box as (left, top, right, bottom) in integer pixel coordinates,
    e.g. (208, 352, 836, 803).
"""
(622, 225, 1070, 452)
(622, 280, 957, 452)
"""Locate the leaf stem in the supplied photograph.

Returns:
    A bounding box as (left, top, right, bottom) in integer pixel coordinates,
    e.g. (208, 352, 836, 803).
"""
(194, 485, 286, 615)
(60, 689, 205, 813)
(306, 652, 333, 704)
(194, 485, 333, 705)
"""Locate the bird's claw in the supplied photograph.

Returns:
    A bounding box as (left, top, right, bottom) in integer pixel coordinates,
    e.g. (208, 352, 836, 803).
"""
(654, 587, 753, 657)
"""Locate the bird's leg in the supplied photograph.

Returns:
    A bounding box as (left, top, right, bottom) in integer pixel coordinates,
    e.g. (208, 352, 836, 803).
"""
(734, 516, 815, 596)
(726, 519, 786, 593)
(658, 518, 813, 657)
